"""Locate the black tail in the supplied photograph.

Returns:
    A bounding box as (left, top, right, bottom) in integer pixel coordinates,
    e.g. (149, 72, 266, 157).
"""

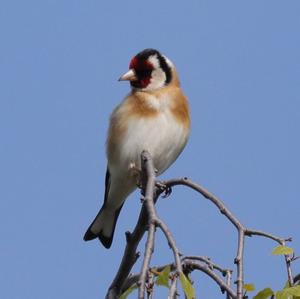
(83, 203, 124, 249)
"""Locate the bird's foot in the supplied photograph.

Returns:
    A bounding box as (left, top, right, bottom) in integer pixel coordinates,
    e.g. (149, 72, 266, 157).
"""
(155, 181, 172, 198)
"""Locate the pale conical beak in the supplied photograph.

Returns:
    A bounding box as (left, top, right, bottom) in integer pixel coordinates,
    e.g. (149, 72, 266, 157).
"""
(118, 69, 137, 81)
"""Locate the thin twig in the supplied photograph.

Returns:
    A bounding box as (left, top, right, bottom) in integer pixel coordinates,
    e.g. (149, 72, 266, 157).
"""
(163, 177, 292, 299)
(122, 259, 237, 299)
(105, 210, 146, 298)
(226, 270, 233, 299)
(138, 151, 157, 299)
(183, 256, 232, 276)
(168, 276, 178, 299)
(182, 256, 234, 298)
(106, 161, 294, 299)
(121, 265, 172, 294)
(105, 192, 159, 297)
(245, 229, 291, 244)
(183, 259, 237, 299)
(246, 230, 294, 286)
(123, 255, 234, 298)
(281, 240, 294, 287)
(139, 225, 156, 298)
(163, 178, 244, 230)
(138, 151, 183, 299)
(142, 152, 182, 274)
(155, 218, 183, 273)
(235, 230, 245, 299)
(146, 271, 155, 299)
(292, 256, 300, 262)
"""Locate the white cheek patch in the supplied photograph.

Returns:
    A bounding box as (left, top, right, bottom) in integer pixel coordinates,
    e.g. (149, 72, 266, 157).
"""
(147, 68, 166, 90)
(142, 54, 166, 91)
(148, 55, 160, 68)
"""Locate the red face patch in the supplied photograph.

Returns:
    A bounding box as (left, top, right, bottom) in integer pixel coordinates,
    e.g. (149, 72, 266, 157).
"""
(140, 77, 151, 88)
(129, 56, 154, 88)
(129, 56, 153, 71)
(129, 56, 138, 69)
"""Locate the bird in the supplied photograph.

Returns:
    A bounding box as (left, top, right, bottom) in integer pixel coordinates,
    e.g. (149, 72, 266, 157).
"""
(84, 48, 190, 248)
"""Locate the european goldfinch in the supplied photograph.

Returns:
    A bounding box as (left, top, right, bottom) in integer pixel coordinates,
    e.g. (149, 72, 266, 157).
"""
(84, 49, 190, 248)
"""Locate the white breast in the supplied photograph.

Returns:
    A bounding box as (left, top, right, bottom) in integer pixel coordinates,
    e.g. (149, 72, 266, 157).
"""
(118, 95, 188, 174)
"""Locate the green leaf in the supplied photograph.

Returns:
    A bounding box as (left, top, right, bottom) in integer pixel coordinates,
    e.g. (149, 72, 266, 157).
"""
(180, 272, 196, 299)
(275, 290, 287, 299)
(256, 286, 300, 299)
(274, 286, 300, 299)
(253, 287, 274, 299)
(120, 284, 138, 299)
(244, 283, 255, 292)
(155, 265, 171, 288)
(272, 245, 294, 255)
(284, 285, 300, 296)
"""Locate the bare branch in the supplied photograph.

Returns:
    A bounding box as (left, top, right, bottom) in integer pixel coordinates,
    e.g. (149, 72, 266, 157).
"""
(138, 151, 183, 299)
(155, 218, 183, 273)
(245, 229, 292, 244)
(183, 256, 232, 276)
(183, 259, 237, 299)
(292, 256, 300, 262)
(163, 178, 244, 230)
(281, 240, 294, 287)
(235, 230, 245, 299)
(138, 151, 157, 299)
(105, 187, 160, 297)
(139, 224, 156, 298)
(226, 270, 233, 299)
(168, 277, 178, 299)
(146, 271, 155, 299)
(121, 258, 237, 299)
(105, 204, 148, 299)
(162, 177, 293, 298)
(105, 156, 295, 299)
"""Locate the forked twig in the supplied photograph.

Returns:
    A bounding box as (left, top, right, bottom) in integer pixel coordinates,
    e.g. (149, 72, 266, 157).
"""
(105, 153, 294, 299)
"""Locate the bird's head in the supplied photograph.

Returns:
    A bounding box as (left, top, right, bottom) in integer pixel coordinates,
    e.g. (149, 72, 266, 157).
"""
(119, 48, 174, 91)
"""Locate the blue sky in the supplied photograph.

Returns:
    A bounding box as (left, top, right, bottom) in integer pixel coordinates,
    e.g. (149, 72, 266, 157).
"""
(1, 1, 299, 298)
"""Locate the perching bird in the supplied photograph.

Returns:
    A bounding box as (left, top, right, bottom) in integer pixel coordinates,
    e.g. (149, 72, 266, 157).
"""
(84, 49, 190, 248)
